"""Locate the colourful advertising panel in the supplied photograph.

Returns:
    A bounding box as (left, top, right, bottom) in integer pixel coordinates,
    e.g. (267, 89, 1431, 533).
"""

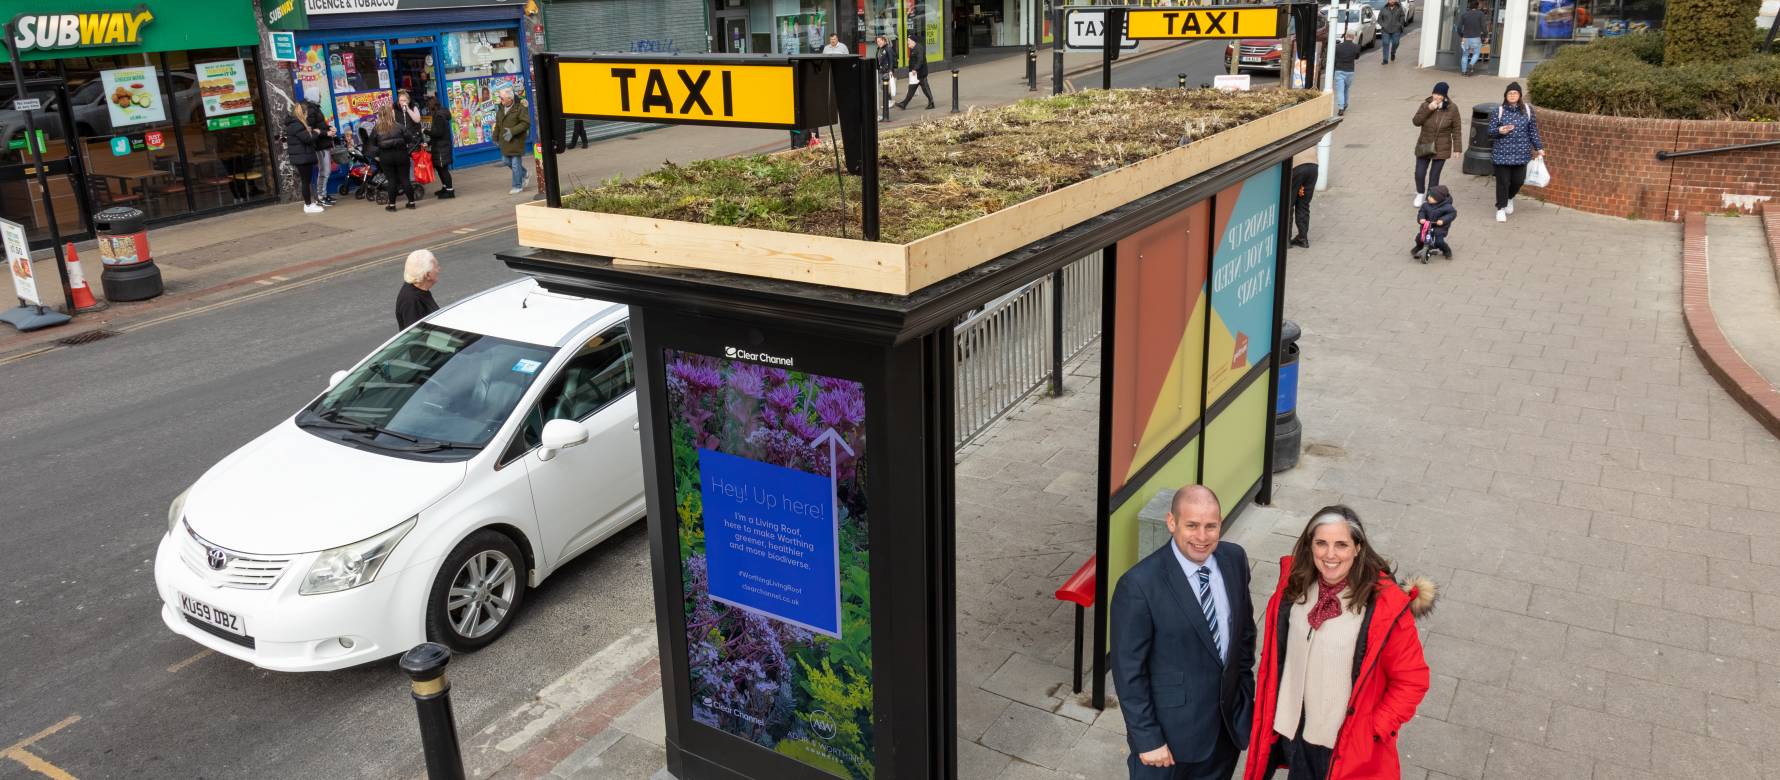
(666, 349, 874, 779)
(196, 59, 253, 118)
(1537, 0, 1578, 39)
(446, 76, 523, 147)
(334, 90, 391, 141)
(99, 65, 167, 127)
(1207, 170, 1280, 405)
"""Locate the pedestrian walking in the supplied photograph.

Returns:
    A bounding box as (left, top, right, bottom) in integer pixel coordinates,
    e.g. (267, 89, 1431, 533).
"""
(568, 119, 588, 149)
(371, 105, 417, 211)
(306, 100, 338, 206)
(395, 249, 441, 330)
(1332, 33, 1359, 116)
(1489, 82, 1543, 223)
(283, 103, 321, 214)
(822, 33, 849, 55)
(1411, 81, 1461, 207)
(1112, 485, 1256, 779)
(1378, 0, 1408, 64)
(495, 87, 532, 194)
(1289, 162, 1318, 248)
(896, 37, 935, 111)
(1413, 184, 1457, 259)
(875, 35, 896, 109)
(1242, 506, 1437, 780)
(426, 95, 455, 199)
(1458, 1, 1487, 76)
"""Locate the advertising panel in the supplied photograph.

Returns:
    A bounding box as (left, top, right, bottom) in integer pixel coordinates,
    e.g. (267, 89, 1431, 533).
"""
(99, 65, 168, 127)
(4, 219, 40, 306)
(666, 348, 874, 779)
(196, 59, 254, 118)
(446, 76, 522, 147)
(1537, 0, 1578, 39)
(1206, 169, 1280, 404)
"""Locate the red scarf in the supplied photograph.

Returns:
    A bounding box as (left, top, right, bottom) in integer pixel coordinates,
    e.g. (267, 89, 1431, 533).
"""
(1307, 577, 1349, 630)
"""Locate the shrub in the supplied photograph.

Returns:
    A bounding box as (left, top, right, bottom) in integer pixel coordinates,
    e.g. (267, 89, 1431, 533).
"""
(1663, 0, 1763, 65)
(1529, 31, 1780, 119)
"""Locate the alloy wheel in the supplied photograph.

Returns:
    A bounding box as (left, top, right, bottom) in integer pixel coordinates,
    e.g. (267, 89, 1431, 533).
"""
(446, 550, 517, 639)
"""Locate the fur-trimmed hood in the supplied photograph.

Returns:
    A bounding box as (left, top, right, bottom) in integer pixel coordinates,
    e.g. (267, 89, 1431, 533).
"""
(1398, 573, 1439, 618)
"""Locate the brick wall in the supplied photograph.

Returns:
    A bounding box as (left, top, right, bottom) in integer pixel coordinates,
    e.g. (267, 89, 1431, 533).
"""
(1533, 107, 1780, 221)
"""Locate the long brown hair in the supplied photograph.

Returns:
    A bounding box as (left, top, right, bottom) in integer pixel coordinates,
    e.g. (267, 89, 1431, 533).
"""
(1282, 505, 1394, 614)
(374, 105, 398, 137)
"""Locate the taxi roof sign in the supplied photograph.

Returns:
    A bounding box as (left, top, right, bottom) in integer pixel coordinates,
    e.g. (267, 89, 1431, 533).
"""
(549, 53, 839, 130)
(1124, 5, 1286, 39)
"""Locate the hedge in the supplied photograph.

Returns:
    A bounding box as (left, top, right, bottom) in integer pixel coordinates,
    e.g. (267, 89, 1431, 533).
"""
(1528, 31, 1780, 120)
(1663, 0, 1763, 65)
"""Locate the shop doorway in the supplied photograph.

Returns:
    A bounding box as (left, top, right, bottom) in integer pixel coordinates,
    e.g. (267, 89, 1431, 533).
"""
(391, 41, 440, 114)
(0, 79, 93, 249)
(715, 13, 750, 52)
(1436, 0, 1503, 73)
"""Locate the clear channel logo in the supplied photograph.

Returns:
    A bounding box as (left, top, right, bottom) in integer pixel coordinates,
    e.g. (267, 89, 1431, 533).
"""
(723, 346, 794, 367)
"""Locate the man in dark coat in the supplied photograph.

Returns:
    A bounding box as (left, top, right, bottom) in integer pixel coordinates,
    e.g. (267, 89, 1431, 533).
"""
(1112, 485, 1256, 779)
(395, 249, 440, 330)
(1378, 0, 1408, 64)
(1289, 162, 1318, 248)
(895, 36, 935, 110)
(874, 34, 896, 110)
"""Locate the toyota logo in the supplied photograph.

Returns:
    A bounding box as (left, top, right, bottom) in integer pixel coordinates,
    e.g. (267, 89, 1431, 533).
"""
(206, 547, 229, 570)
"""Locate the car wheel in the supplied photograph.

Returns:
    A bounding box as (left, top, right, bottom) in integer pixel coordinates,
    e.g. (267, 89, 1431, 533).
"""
(426, 530, 526, 652)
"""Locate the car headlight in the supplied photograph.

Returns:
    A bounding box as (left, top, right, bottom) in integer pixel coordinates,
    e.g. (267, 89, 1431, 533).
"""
(300, 517, 417, 595)
(167, 487, 191, 534)
(1272, 43, 1284, 51)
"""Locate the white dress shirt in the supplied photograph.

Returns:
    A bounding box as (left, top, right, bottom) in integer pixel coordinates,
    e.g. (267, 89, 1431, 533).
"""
(1170, 540, 1230, 663)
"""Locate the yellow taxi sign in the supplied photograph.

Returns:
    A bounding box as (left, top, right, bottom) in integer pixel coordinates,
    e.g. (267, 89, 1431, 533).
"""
(554, 57, 833, 130)
(1125, 6, 1285, 39)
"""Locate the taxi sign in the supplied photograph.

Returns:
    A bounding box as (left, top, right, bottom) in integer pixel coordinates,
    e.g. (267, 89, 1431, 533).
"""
(1125, 6, 1286, 39)
(552, 54, 838, 130)
(1064, 8, 1139, 52)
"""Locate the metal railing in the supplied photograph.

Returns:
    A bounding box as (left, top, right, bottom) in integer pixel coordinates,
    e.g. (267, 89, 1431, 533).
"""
(954, 250, 1104, 447)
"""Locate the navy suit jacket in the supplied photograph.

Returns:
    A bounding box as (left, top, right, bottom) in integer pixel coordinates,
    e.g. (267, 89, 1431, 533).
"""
(1111, 540, 1257, 766)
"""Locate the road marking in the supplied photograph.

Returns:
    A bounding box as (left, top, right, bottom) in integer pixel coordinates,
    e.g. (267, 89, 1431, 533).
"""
(453, 228, 474, 234)
(463, 626, 656, 759)
(254, 279, 274, 286)
(3, 715, 81, 780)
(268, 275, 288, 281)
(166, 649, 212, 674)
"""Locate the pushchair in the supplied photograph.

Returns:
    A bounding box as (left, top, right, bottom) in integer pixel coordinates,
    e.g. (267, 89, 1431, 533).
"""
(342, 145, 385, 202)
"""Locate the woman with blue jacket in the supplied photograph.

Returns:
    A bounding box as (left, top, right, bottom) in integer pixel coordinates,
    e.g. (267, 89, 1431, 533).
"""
(1489, 82, 1543, 223)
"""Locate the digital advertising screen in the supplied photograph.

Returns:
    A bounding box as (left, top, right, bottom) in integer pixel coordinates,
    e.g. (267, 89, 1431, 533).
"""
(665, 348, 874, 779)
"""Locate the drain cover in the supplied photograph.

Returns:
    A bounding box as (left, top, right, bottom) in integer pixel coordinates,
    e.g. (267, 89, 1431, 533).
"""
(58, 329, 120, 346)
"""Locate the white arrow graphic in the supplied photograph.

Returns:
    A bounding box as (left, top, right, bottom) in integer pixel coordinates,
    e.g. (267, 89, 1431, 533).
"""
(812, 427, 854, 637)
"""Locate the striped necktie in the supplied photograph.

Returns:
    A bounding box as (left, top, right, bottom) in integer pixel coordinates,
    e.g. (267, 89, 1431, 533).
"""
(1197, 565, 1225, 661)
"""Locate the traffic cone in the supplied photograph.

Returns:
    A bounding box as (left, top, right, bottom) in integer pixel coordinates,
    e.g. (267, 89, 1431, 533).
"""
(64, 243, 105, 312)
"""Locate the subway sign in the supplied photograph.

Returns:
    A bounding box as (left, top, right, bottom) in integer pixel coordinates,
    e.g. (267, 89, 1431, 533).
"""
(10, 5, 155, 52)
(1124, 6, 1286, 39)
(551, 54, 838, 130)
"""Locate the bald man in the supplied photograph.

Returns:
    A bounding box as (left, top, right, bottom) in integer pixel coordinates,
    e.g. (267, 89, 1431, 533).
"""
(1111, 485, 1256, 779)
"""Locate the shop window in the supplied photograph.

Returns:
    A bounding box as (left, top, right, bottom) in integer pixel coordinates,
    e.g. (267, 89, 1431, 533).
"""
(163, 48, 275, 213)
(442, 29, 523, 80)
(325, 40, 393, 152)
(60, 54, 196, 219)
(864, 0, 944, 66)
(444, 74, 525, 149)
(776, 2, 830, 54)
(441, 28, 525, 150)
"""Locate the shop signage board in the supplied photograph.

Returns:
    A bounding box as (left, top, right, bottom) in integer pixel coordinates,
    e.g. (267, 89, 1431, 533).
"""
(99, 64, 167, 127)
(303, 0, 537, 13)
(1063, 8, 1138, 52)
(552, 55, 838, 130)
(10, 2, 259, 62)
(269, 31, 298, 61)
(4, 218, 40, 306)
(206, 113, 257, 131)
(1123, 6, 1287, 39)
(196, 59, 253, 117)
(11, 98, 42, 111)
(265, 0, 307, 31)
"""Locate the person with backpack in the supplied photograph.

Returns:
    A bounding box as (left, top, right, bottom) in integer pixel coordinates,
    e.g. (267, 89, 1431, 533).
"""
(1489, 82, 1543, 223)
(1411, 82, 1461, 207)
(282, 103, 321, 214)
(426, 95, 455, 199)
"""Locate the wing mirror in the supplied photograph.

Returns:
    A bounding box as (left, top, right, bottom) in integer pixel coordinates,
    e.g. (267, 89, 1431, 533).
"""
(327, 370, 349, 389)
(538, 419, 590, 462)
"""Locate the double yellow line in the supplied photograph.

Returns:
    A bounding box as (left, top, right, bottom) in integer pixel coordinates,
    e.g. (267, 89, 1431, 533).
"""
(3, 715, 81, 780)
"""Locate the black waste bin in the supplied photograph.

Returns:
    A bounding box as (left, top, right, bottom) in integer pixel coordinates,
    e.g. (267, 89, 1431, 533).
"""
(95, 206, 163, 302)
(1272, 320, 1302, 472)
(1463, 102, 1498, 176)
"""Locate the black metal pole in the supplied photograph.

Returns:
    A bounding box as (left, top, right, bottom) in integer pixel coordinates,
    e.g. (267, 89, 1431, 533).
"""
(533, 52, 562, 208)
(861, 62, 880, 242)
(1101, 8, 1123, 91)
(1259, 161, 1293, 505)
(1051, 7, 1065, 95)
(881, 73, 892, 121)
(951, 68, 960, 113)
(1178, 72, 1187, 88)
(1050, 268, 1064, 396)
(400, 644, 466, 780)
(5, 27, 74, 314)
(1090, 240, 1118, 711)
(1026, 47, 1038, 90)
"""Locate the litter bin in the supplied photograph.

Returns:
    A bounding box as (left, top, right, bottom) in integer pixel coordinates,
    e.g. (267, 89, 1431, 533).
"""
(95, 206, 162, 302)
(1463, 102, 1498, 177)
(1272, 320, 1302, 472)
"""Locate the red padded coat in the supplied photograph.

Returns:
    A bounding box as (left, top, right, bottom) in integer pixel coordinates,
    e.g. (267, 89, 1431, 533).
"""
(1243, 557, 1436, 780)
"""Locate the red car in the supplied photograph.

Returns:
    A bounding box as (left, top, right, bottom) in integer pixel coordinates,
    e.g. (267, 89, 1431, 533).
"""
(1223, 15, 1330, 74)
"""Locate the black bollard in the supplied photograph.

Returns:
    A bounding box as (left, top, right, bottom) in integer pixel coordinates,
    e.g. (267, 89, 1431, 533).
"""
(1178, 73, 1187, 89)
(401, 643, 467, 780)
(1027, 47, 1037, 91)
(881, 74, 892, 121)
(951, 68, 961, 113)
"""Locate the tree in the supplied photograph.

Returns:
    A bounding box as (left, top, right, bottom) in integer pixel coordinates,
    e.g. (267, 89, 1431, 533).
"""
(1662, 0, 1762, 65)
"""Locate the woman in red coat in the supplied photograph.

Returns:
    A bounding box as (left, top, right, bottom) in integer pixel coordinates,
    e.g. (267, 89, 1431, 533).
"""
(1244, 505, 1437, 780)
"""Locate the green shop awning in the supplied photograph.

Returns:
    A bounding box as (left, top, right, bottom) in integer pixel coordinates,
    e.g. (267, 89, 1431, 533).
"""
(10, 1, 260, 62)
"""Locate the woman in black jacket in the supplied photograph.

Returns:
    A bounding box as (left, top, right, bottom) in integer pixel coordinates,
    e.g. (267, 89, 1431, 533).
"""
(305, 100, 337, 206)
(371, 105, 416, 211)
(425, 95, 455, 198)
(283, 103, 320, 213)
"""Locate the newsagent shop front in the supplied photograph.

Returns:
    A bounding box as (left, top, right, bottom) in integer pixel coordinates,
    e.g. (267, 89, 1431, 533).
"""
(283, 1, 533, 178)
(1, 1, 277, 247)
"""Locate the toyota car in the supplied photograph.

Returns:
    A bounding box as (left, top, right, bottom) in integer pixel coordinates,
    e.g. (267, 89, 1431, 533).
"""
(154, 279, 645, 671)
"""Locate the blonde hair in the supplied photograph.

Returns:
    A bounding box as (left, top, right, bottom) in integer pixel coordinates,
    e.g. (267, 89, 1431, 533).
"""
(403, 250, 439, 284)
(375, 105, 398, 137)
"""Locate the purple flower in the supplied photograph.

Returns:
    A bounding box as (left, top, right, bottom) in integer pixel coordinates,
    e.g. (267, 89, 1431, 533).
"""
(728, 363, 767, 398)
(670, 360, 722, 393)
(814, 389, 866, 428)
(765, 368, 790, 385)
(765, 383, 798, 411)
(785, 411, 821, 443)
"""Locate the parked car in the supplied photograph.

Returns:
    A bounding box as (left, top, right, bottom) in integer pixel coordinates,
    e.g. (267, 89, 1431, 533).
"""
(154, 279, 644, 672)
(1365, 0, 1417, 34)
(1333, 4, 1379, 48)
(1223, 15, 1330, 74)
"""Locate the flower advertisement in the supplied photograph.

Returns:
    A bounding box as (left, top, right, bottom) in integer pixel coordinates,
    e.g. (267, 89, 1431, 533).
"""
(665, 348, 874, 779)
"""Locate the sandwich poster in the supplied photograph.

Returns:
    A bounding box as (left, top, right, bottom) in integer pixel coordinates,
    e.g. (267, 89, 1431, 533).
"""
(197, 60, 254, 117)
(99, 66, 167, 127)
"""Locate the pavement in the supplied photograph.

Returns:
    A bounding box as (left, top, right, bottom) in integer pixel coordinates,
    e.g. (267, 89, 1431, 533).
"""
(1698, 214, 1780, 436)
(481, 24, 1780, 780)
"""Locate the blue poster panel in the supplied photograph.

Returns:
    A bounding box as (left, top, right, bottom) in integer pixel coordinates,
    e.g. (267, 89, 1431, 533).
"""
(666, 349, 873, 779)
(1206, 166, 1281, 403)
(1537, 0, 1577, 39)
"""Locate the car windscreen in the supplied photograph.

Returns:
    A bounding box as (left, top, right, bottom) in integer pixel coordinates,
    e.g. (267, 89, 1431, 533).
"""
(303, 324, 557, 451)
(1340, 9, 1368, 22)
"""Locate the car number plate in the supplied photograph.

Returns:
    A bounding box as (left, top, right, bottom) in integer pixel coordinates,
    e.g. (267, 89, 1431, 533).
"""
(1242, 56, 1263, 63)
(179, 593, 246, 636)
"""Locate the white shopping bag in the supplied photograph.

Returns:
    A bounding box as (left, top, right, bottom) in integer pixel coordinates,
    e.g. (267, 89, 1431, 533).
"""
(908, 69, 920, 86)
(1525, 157, 1551, 188)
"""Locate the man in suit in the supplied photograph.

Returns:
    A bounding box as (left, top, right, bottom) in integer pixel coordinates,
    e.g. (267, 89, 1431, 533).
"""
(1112, 485, 1256, 778)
